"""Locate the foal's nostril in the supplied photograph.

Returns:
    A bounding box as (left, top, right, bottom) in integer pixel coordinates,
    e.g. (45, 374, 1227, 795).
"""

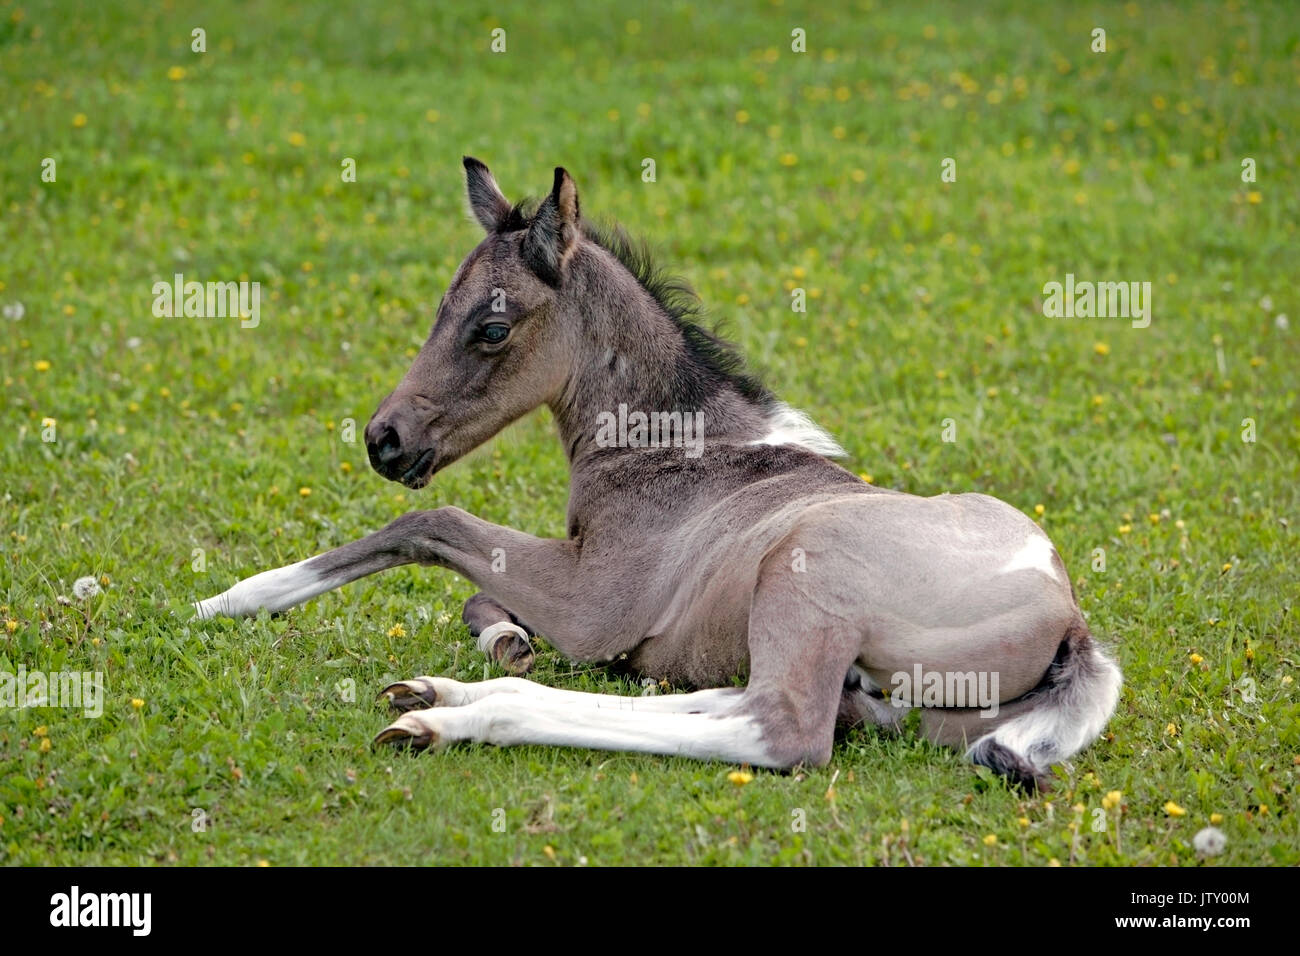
(367, 423, 403, 467)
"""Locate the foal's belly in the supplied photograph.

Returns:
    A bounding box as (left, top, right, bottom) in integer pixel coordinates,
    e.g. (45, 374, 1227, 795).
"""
(622, 493, 837, 685)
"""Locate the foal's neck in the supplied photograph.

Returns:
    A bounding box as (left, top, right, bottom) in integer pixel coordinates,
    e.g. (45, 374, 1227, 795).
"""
(548, 243, 773, 465)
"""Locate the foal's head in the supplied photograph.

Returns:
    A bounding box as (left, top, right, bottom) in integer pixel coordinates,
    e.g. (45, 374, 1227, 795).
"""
(364, 158, 586, 487)
(365, 157, 787, 488)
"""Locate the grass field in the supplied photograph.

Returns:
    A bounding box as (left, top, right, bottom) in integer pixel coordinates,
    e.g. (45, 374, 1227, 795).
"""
(1, 0, 1297, 865)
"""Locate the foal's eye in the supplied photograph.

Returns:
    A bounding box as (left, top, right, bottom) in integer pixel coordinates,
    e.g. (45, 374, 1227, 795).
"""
(480, 323, 510, 345)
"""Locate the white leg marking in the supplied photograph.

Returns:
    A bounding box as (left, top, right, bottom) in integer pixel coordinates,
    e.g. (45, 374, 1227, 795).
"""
(386, 692, 773, 764)
(193, 557, 338, 619)
(998, 534, 1061, 582)
(391, 676, 743, 714)
(474, 621, 532, 655)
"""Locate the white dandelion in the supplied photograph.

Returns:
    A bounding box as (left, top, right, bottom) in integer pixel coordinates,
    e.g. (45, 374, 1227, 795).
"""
(72, 576, 102, 601)
(1193, 826, 1226, 857)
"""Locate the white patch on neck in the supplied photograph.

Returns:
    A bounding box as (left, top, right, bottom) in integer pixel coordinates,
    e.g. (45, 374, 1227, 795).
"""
(751, 401, 846, 458)
(999, 534, 1060, 581)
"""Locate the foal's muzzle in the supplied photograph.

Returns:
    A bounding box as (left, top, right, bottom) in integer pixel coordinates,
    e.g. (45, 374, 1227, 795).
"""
(364, 415, 437, 488)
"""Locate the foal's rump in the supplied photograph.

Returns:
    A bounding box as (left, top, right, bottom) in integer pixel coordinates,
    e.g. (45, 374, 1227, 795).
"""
(778, 488, 1080, 701)
(772, 488, 1119, 787)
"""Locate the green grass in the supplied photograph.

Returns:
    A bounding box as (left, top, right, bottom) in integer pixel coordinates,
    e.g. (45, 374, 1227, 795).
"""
(1, 0, 1297, 865)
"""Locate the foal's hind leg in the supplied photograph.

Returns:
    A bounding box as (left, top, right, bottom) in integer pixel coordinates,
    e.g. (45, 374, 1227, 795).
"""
(462, 592, 535, 675)
(380, 674, 741, 713)
(837, 666, 905, 733)
(373, 690, 771, 762)
(732, 544, 865, 766)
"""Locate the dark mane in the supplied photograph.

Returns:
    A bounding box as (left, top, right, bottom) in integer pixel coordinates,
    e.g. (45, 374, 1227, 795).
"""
(501, 199, 773, 406)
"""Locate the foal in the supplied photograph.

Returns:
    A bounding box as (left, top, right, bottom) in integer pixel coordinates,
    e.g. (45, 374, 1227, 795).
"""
(196, 158, 1122, 788)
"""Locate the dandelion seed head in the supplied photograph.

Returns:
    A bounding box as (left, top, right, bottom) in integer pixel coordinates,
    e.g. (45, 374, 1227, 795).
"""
(1193, 826, 1226, 857)
(72, 576, 102, 600)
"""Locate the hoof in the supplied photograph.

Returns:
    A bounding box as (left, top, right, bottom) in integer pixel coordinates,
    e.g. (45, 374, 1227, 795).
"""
(476, 622, 536, 675)
(373, 718, 438, 751)
(490, 633, 535, 676)
(379, 678, 439, 713)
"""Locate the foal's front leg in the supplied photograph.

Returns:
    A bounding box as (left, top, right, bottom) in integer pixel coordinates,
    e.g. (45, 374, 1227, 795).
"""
(462, 592, 536, 675)
(194, 508, 584, 658)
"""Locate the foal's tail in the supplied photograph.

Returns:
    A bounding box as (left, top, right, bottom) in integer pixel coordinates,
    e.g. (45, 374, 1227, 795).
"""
(921, 621, 1123, 790)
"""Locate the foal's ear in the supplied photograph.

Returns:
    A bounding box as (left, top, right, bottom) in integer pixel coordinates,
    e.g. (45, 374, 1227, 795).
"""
(523, 167, 580, 286)
(463, 156, 512, 233)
